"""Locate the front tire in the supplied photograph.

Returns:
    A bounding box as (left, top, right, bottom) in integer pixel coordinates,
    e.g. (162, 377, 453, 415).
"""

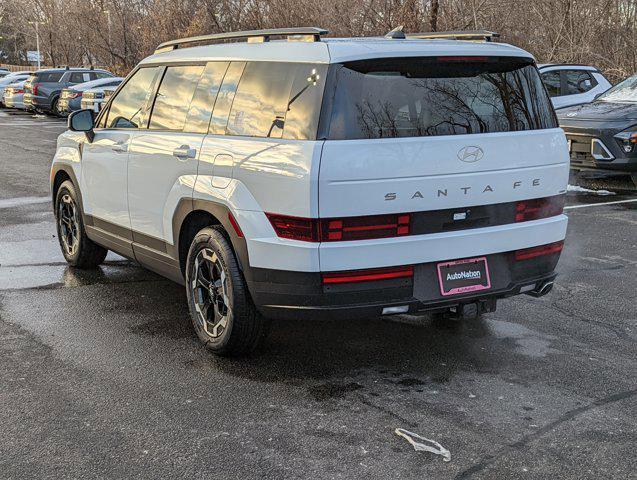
(185, 227, 268, 356)
(55, 180, 107, 268)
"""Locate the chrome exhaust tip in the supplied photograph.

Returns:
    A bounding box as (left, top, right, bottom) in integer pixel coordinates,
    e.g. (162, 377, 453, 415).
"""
(527, 280, 554, 297)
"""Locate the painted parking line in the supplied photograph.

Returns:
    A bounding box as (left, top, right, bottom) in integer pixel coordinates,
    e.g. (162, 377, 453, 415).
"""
(0, 196, 51, 209)
(565, 198, 637, 210)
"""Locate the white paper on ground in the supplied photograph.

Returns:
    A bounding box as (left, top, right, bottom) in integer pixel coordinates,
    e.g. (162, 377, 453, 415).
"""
(394, 428, 451, 462)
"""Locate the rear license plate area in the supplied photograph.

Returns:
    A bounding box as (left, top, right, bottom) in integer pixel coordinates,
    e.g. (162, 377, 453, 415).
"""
(437, 257, 491, 296)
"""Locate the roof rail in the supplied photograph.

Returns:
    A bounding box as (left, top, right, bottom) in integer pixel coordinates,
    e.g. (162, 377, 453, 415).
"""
(406, 30, 500, 42)
(154, 27, 329, 54)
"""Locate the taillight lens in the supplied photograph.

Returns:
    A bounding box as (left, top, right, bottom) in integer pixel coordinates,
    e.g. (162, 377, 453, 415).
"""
(266, 214, 319, 242)
(69, 92, 82, 99)
(515, 195, 564, 222)
(321, 213, 410, 241)
(515, 241, 564, 261)
(33, 83, 39, 95)
(15, 89, 24, 94)
(322, 265, 414, 284)
(266, 213, 412, 242)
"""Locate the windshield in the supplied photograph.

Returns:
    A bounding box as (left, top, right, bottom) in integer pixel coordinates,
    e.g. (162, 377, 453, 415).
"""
(326, 56, 557, 140)
(598, 75, 637, 103)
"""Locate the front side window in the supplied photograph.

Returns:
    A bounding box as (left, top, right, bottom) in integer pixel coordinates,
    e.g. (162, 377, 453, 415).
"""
(541, 71, 561, 97)
(227, 62, 298, 138)
(564, 70, 595, 95)
(148, 65, 205, 131)
(327, 56, 557, 140)
(106, 67, 160, 129)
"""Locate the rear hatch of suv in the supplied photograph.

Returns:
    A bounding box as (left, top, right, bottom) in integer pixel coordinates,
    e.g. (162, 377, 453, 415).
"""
(318, 55, 569, 271)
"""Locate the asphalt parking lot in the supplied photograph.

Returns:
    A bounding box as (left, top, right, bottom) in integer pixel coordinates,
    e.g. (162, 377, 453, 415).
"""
(0, 109, 635, 479)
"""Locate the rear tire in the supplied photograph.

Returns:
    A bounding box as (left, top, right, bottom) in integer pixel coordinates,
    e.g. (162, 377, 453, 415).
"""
(48, 97, 59, 117)
(185, 226, 269, 356)
(55, 180, 107, 268)
(631, 174, 637, 188)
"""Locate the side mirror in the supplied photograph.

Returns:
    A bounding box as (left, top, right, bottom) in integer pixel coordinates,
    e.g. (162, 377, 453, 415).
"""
(68, 109, 95, 142)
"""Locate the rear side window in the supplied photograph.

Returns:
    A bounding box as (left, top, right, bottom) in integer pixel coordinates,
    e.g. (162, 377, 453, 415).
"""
(184, 61, 229, 134)
(541, 71, 561, 97)
(327, 57, 557, 140)
(69, 72, 90, 84)
(106, 67, 160, 129)
(209, 62, 246, 135)
(564, 70, 595, 95)
(227, 62, 298, 138)
(282, 65, 327, 140)
(149, 65, 205, 131)
(36, 72, 63, 83)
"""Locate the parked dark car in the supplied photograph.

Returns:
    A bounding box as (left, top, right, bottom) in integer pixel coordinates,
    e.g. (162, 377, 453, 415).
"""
(558, 74, 637, 186)
(23, 67, 113, 115)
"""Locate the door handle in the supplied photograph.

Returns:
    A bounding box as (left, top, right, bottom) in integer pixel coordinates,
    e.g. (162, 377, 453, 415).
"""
(111, 143, 128, 153)
(173, 145, 196, 160)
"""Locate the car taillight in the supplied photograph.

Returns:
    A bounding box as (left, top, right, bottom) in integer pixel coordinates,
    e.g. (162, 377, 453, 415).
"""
(15, 89, 24, 94)
(515, 241, 564, 261)
(32, 83, 39, 95)
(322, 265, 414, 284)
(69, 92, 82, 99)
(266, 213, 412, 242)
(321, 213, 410, 241)
(266, 214, 319, 242)
(515, 195, 564, 222)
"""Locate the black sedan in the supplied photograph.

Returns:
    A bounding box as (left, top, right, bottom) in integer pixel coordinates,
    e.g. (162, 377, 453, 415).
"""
(558, 75, 637, 187)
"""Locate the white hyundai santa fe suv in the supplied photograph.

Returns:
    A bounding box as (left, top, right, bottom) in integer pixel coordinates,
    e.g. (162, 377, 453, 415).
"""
(51, 28, 569, 356)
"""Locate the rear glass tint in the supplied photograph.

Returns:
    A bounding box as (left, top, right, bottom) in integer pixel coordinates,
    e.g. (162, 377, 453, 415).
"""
(36, 72, 64, 83)
(327, 57, 557, 140)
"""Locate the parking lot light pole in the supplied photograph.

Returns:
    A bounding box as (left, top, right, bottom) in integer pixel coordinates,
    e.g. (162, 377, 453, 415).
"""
(28, 21, 41, 68)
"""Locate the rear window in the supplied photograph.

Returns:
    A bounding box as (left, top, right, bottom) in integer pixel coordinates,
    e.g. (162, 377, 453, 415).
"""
(326, 56, 557, 140)
(36, 72, 64, 83)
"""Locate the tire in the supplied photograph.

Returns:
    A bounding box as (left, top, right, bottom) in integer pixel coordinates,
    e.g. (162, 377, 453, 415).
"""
(185, 226, 269, 356)
(48, 97, 59, 117)
(631, 174, 637, 188)
(55, 180, 108, 268)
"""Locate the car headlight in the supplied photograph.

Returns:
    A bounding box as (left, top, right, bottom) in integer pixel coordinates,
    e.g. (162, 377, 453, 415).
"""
(614, 128, 637, 153)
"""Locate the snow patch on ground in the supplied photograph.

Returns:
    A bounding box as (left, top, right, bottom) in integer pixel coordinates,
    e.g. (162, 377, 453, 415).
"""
(567, 184, 616, 196)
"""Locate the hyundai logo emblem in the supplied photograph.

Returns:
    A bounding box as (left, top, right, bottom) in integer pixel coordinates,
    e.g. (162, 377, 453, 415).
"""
(457, 146, 484, 163)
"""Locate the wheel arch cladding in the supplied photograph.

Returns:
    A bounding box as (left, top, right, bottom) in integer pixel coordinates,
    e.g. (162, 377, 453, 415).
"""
(173, 198, 250, 277)
(51, 165, 83, 212)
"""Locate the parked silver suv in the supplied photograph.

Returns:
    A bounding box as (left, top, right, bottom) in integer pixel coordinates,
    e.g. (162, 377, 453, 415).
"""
(24, 67, 113, 115)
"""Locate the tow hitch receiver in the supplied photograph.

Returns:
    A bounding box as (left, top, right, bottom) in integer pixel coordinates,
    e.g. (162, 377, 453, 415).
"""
(446, 298, 497, 320)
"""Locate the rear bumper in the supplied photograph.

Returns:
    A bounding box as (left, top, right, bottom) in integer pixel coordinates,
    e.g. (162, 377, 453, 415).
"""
(247, 249, 561, 320)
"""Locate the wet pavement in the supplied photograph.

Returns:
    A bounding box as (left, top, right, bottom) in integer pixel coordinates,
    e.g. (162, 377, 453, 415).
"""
(0, 110, 636, 479)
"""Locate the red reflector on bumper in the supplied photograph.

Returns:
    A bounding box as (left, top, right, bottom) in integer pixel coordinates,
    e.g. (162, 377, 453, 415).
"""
(322, 266, 414, 284)
(515, 241, 564, 261)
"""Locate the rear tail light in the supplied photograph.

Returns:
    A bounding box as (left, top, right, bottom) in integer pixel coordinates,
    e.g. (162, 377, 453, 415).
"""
(322, 265, 414, 284)
(515, 241, 564, 261)
(16, 89, 24, 94)
(266, 213, 412, 242)
(68, 92, 82, 99)
(321, 213, 410, 241)
(266, 214, 319, 242)
(33, 83, 39, 95)
(515, 195, 564, 222)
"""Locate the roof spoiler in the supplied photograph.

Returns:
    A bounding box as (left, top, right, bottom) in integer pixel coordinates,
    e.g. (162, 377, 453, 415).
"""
(154, 27, 329, 54)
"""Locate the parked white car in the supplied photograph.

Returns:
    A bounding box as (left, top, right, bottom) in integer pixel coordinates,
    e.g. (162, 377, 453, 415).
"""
(3, 80, 27, 109)
(538, 64, 612, 110)
(0, 72, 31, 107)
(52, 28, 569, 356)
(80, 78, 123, 112)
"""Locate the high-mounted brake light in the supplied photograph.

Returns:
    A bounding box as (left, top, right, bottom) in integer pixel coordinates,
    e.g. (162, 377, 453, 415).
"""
(515, 241, 564, 261)
(515, 196, 564, 222)
(266, 213, 412, 242)
(437, 56, 490, 62)
(322, 266, 414, 284)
